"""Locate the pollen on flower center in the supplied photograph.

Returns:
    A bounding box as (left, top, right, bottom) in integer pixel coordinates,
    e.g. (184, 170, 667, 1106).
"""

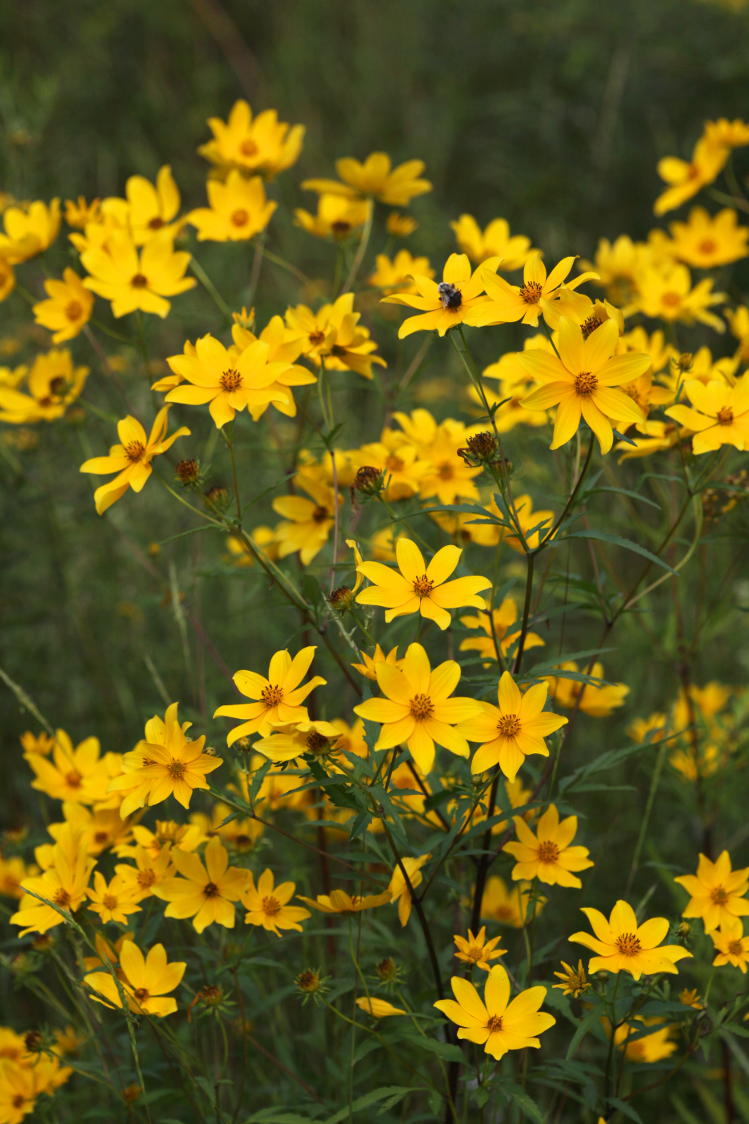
(131, 273, 148, 289)
(65, 300, 83, 322)
(53, 889, 71, 906)
(486, 1015, 504, 1033)
(240, 138, 258, 157)
(203, 882, 220, 898)
(519, 281, 543, 304)
(661, 291, 681, 307)
(437, 281, 462, 310)
(65, 770, 82, 788)
(496, 714, 521, 738)
(124, 440, 146, 462)
(409, 693, 434, 721)
(574, 371, 598, 396)
(698, 239, 717, 254)
(710, 885, 729, 904)
(102, 894, 118, 910)
(133, 987, 149, 1001)
(137, 870, 156, 888)
(412, 574, 435, 597)
(312, 505, 329, 523)
(615, 932, 642, 957)
(308, 330, 325, 346)
(261, 684, 284, 707)
(262, 895, 281, 916)
(716, 407, 734, 426)
(231, 209, 249, 227)
(148, 216, 164, 230)
(728, 939, 744, 956)
(437, 463, 454, 480)
(219, 368, 243, 391)
(580, 313, 603, 339)
(305, 731, 329, 754)
(167, 760, 186, 779)
(537, 840, 560, 864)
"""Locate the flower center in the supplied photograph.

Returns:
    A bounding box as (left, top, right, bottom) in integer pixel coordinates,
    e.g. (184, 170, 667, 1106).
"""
(412, 574, 434, 597)
(220, 368, 242, 391)
(438, 282, 462, 310)
(133, 987, 149, 1002)
(409, 693, 434, 721)
(203, 882, 220, 898)
(131, 273, 148, 289)
(698, 239, 717, 254)
(53, 888, 71, 907)
(305, 731, 329, 754)
(137, 870, 156, 888)
(148, 216, 164, 229)
(308, 330, 325, 347)
(437, 463, 454, 480)
(312, 505, 329, 523)
(711, 885, 729, 905)
(65, 770, 82, 788)
(12, 1095, 26, 1109)
(519, 282, 543, 304)
(537, 840, 560, 864)
(261, 684, 284, 707)
(574, 371, 598, 396)
(262, 895, 281, 916)
(103, 894, 118, 910)
(580, 312, 604, 339)
(496, 714, 521, 738)
(331, 220, 351, 236)
(231, 209, 249, 227)
(728, 939, 744, 956)
(240, 138, 258, 157)
(65, 299, 83, 322)
(124, 441, 146, 462)
(167, 760, 186, 780)
(486, 1015, 504, 1033)
(615, 932, 642, 957)
(661, 291, 681, 308)
(716, 407, 734, 426)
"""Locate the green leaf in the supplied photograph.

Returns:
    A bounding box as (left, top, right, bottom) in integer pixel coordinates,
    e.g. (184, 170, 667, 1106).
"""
(557, 528, 676, 572)
(323, 1086, 418, 1123)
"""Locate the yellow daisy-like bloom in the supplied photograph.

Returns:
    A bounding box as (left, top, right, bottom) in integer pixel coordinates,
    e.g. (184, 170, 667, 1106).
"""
(302, 152, 431, 206)
(654, 135, 728, 216)
(703, 118, 749, 149)
(546, 661, 629, 717)
(108, 702, 221, 818)
(481, 876, 540, 928)
(252, 719, 342, 764)
(114, 846, 174, 901)
(434, 965, 555, 1061)
(154, 837, 248, 933)
(64, 195, 101, 228)
(285, 292, 385, 380)
(299, 888, 391, 914)
(188, 171, 276, 242)
(367, 250, 434, 294)
(666, 376, 749, 454)
(711, 920, 749, 972)
(519, 318, 649, 454)
(610, 1018, 677, 1063)
(570, 899, 692, 979)
(381, 251, 499, 338)
(355, 538, 490, 630)
(294, 192, 371, 240)
(355, 997, 407, 1017)
(668, 207, 749, 268)
(353, 641, 479, 775)
(32, 268, 94, 343)
(86, 872, 142, 925)
(552, 959, 590, 998)
(0, 348, 88, 425)
(503, 804, 594, 888)
(198, 100, 305, 177)
(460, 671, 568, 782)
(0, 198, 60, 263)
(11, 829, 94, 936)
(0, 1059, 72, 1122)
(459, 597, 545, 665)
(453, 926, 507, 971)
(387, 212, 417, 237)
(81, 229, 195, 318)
(272, 470, 341, 565)
(674, 851, 749, 933)
(120, 165, 181, 244)
(0, 855, 35, 900)
(473, 252, 598, 328)
(451, 214, 536, 269)
(242, 868, 310, 936)
(165, 334, 292, 428)
(83, 940, 185, 1017)
(79, 406, 190, 515)
(351, 643, 403, 681)
(388, 853, 430, 926)
(26, 729, 112, 805)
(215, 646, 326, 745)
(635, 263, 726, 331)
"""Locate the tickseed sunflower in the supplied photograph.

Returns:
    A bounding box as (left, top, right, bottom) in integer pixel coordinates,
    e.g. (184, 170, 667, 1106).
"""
(188, 171, 276, 242)
(302, 152, 431, 206)
(502, 804, 594, 888)
(199, 100, 305, 176)
(81, 230, 195, 318)
(570, 899, 692, 979)
(86, 873, 142, 925)
(83, 940, 185, 1017)
(472, 252, 598, 328)
(252, 719, 341, 764)
(460, 671, 567, 782)
(654, 135, 728, 216)
(12, 830, 94, 936)
(552, 959, 590, 998)
(295, 192, 371, 241)
(32, 268, 94, 343)
(154, 837, 248, 933)
(215, 646, 326, 745)
(0, 198, 60, 263)
(353, 641, 479, 775)
(453, 926, 507, 971)
(355, 537, 491, 630)
(674, 851, 749, 933)
(666, 376, 749, 454)
(242, 869, 310, 936)
(299, 888, 392, 914)
(434, 964, 555, 1060)
(271, 471, 341, 564)
(451, 214, 536, 269)
(388, 854, 430, 926)
(355, 998, 407, 1018)
(519, 318, 649, 454)
(711, 921, 749, 972)
(668, 207, 749, 268)
(79, 406, 190, 514)
(381, 252, 499, 337)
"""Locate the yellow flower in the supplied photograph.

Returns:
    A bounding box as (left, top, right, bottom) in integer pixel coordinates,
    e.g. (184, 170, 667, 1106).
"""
(86, 872, 142, 924)
(381, 252, 498, 337)
(198, 100, 304, 177)
(299, 888, 391, 913)
(26, 730, 113, 805)
(674, 851, 749, 933)
(459, 598, 545, 664)
(154, 837, 248, 932)
(668, 207, 749, 267)
(0, 198, 60, 263)
(481, 875, 540, 928)
(519, 318, 649, 454)
(666, 376, 749, 454)
(114, 846, 174, 901)
(703, 118, 749, 149)
(0, 855, 36, 900)
(295, 192, 370, 240)
(106, 165, 182, 244)
(451, 214, 536, 268)
(503, 804, 593, 888)
(64, 195, 101, 228)
(460, 671, 567, 782)
(355, 538, 490, 630)
(434, 965, 555, 1060)
(285, 293, 385, 380)
(353, 641, 479, 774)
(108, 702, 221, 818)
(552, 959, 590, 997)
(80, 406, 190, 514)
(679, 987, 704, 1009)
(388, 853, 430, 925)
(215, 646, 326, 745)
(81, 229, 195, 318)
(302, 152, 431, 206)
(0, 1056, 72, 1121)
(189, 171, 276, 241)
(654, 135, 728, 216)
(453, 926, 507, 971)
(230, 313, 317, 419)
(272, 470, 341, 564)
(570, 899, 691, 979)
(386, 212, 417, 237)
(242, 868, 310, 936)
(83, 940, 185, 1017)
(11, 829, 94, 936)
(32, 268, 94, 343)
(252, 719, 342, 763)
(351, 643, 403, 681)
(546, 661, 629, 717)
(636, 263, 725, 330)
(711, 920, 749, 972)
(355, 997, 407, 1017)
(389, 410, 483, 505)
(0, 348, 88, 424)
(609, 1018, 677, 1063)
(367, 250, 434, 294)
(474, 252, 597, 328)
